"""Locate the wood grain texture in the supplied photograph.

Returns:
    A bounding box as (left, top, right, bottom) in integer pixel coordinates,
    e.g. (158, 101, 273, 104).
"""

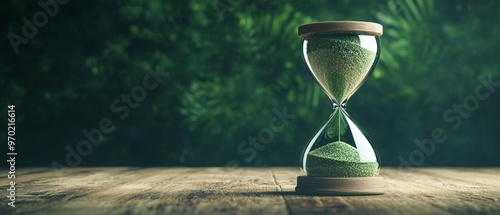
(1, 167, 499, 215)
(298, 21, 383, 37)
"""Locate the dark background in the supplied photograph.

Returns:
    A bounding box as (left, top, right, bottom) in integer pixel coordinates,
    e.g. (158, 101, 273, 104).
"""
(1, 0, 499, 168)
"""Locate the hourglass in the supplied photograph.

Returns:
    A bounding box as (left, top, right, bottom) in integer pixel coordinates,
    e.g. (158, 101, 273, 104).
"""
(295, 21, 384, 195)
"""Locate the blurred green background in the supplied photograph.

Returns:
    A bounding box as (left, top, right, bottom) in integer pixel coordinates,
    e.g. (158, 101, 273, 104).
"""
(1, 0, 499, 167)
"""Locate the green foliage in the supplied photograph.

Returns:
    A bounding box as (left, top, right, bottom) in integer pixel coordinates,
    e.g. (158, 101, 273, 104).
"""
(1, 0, 499, 167)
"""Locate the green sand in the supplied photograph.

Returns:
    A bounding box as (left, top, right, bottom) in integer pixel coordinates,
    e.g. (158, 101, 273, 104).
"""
(305, 34, 377, 104)
(326, 109, 347, 139)
(306, 141, 378, 177)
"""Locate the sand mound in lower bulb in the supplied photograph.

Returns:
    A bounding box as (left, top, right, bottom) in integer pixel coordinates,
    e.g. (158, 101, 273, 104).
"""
(306, 141, 378, 177)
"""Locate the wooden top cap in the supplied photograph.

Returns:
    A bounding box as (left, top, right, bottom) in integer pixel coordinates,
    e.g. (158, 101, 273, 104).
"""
(298, 21, 383, 37)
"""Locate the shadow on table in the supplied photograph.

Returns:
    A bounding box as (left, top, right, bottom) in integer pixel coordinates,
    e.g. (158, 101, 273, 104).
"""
(222, 191, 357, 197)
(257, 191, 297, 196)
(219, 191, 298, 197)
(222, 191, 385, 197)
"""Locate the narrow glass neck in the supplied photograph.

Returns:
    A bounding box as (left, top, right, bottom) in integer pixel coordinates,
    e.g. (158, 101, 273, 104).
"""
(332, 102, 346, 110)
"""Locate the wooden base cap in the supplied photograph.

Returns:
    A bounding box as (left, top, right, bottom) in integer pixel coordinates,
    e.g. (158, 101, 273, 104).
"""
(295, 176, 385, 196)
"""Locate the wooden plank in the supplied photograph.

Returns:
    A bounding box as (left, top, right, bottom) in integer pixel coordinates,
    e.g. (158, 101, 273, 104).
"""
(272, 167, 500, 215)
(0, 167, 499, 215)
(2, 167, 289, 215)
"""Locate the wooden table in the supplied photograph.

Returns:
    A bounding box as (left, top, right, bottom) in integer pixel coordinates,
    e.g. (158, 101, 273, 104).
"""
(1, 167, 500, 215)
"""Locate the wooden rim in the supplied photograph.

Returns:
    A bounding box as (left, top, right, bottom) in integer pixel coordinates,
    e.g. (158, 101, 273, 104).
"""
(298, 21, 383, 37)
(295, 176, 385, 195)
